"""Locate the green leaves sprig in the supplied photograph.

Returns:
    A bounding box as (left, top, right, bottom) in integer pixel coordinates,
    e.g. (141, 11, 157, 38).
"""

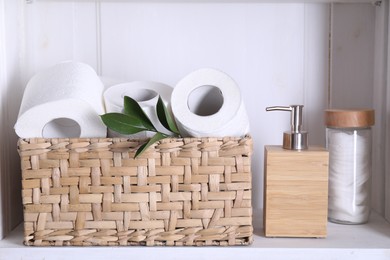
(101, 95, 180, 158)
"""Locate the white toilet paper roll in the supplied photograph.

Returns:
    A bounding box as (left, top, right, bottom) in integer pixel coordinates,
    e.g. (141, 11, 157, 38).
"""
(14, 61, 106, 138)
(103, 81, 173, 138)
(171, 68, 250, 137)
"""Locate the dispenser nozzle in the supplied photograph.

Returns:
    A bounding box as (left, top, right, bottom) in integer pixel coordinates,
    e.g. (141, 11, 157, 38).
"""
(266, 105, 308, 150)
(266, 105, 304, 133)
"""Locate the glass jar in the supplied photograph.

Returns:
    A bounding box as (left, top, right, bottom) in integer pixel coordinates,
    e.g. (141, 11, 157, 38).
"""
(325, 109, 375, 224)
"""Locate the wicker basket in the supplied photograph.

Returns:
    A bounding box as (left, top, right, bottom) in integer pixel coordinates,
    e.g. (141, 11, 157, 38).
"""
(18, 136, 253, 246)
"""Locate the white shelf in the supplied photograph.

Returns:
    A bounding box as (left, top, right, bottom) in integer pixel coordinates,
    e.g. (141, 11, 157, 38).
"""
(27, 0, 381, 4)
(1, 211, 389, 260)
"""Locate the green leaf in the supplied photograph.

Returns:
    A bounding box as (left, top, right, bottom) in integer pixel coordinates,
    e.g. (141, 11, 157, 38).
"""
(156, 96, 180, 135)
(134, 132, 168, 158)
(100, 113, 147, 134)
(123, 96, 156, 131)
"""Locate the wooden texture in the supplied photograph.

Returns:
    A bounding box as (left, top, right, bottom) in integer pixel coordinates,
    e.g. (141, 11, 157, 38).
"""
(325, 109, 375, 128)
(18, 136, 253, 246)
(263, 146, 328, 238)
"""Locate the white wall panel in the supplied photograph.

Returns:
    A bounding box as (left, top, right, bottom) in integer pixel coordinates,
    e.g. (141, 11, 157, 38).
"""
(330, 4, 375, 109)
(72, 2, 99, 72)
(24, 1, 98, 77)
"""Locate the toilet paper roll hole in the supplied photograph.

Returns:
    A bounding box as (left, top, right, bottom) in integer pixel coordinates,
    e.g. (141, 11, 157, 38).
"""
(187, 85, 224, 116)
(42, 118, 81, 138)
(121, 89, 158, 104)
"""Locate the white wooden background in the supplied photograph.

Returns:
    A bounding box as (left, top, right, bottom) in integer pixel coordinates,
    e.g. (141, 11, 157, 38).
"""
(0, 0, 388, 239)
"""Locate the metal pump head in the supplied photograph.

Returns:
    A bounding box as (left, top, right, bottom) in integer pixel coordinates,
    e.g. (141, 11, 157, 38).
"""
(266, 105, 308, 150)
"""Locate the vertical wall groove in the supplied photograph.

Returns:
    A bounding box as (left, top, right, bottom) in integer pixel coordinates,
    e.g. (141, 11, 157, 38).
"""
(303, 3, 308, 131)
(385, 0, 390, 222)
(328, 3, 334, 108)
(372, 0, 388, 217)
(96, 0, 102, 75)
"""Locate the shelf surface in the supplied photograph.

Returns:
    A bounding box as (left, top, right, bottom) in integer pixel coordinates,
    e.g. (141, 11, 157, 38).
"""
(1, 211, 389, 260)
(27, 0, 380, 3)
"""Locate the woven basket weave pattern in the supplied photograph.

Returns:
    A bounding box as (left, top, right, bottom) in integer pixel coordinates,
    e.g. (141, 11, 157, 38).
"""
(19, 136, 253, 246)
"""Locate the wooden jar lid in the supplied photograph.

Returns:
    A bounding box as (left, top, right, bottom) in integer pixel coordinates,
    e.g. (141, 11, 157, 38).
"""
(325, 109, 375, 128)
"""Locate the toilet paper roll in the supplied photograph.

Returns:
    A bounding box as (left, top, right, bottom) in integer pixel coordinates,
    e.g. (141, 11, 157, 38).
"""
(103, 81, 173, 138)
(14, 61, 106, 138)
(171, 68, 250, 137)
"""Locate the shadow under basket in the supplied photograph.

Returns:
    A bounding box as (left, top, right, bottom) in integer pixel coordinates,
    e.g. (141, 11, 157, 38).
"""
(18, 136, 253, 246)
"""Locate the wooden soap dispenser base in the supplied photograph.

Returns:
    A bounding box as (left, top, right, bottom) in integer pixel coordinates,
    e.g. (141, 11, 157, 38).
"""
(263, 105, 329, 238)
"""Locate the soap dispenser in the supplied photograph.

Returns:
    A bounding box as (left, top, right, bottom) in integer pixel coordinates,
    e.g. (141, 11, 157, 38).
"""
(263, 105, 329, 238)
